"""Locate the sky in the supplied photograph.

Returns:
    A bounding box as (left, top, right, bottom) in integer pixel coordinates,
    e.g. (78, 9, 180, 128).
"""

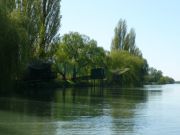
(60, 0, 180, 81)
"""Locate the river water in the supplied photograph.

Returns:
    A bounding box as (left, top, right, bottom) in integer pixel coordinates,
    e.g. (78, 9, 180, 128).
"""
(1, 84, 180, 135)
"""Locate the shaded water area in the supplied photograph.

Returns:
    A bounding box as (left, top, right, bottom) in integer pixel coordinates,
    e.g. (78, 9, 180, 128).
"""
(1, 84, 180, 135)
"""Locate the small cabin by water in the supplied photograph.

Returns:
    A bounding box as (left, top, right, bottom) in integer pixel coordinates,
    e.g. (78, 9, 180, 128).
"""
(23, 61, 56, 81)
(91, 68, 105, 79)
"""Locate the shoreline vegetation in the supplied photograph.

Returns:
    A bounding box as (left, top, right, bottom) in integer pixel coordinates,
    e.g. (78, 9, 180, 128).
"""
(0, 1, 175, 93)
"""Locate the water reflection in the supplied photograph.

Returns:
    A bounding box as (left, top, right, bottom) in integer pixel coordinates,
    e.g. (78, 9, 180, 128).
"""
(2, 85, 179, 135)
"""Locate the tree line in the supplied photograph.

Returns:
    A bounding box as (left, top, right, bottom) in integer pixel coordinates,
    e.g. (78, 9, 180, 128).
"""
(0, 0, 61, 91)
(144, 67, 175, 84)
(0, 1, 174, 92)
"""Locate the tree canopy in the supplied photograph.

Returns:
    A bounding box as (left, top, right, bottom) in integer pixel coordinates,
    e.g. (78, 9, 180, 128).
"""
(111, 19, 142, 57)
(107, 50, 148, 86)
(144, 67, 175, 84)
(13, 0, 61, 58)
(0, 1, 175, 92)
(0, 4, 20, 91)
(54, 32, 107, 80)
(0, 0, 62, 91)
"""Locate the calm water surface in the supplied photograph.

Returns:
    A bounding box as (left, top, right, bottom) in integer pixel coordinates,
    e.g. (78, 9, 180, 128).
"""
(1, 84, 180, 135)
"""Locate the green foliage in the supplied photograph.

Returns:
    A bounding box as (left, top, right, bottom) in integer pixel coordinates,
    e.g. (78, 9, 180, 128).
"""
(159, 76, 175, 84)
(54, 28, 149, 87)
(14, 0, 61, 58)
(54, 32, 107, 80)
(38, 0, 61, 58)
(145, 67, 175, 84)
(111, 19, 127, 50)
(0, 0, 61, 91)
(9, 11, 30, 68)
(0, 0, 175, 91)
(0, 6, 20, 91)
(109, 19, 148, 87)
(15, 0, 41, 58)
(107, 51, 148, 87)
(111, 19, 142, 57)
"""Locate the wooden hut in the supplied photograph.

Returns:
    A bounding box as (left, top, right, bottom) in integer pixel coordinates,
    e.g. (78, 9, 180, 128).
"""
(23, 61, 56, 81)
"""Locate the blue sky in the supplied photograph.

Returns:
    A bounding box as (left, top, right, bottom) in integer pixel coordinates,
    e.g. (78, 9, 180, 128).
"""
(60, 0, 180, 80)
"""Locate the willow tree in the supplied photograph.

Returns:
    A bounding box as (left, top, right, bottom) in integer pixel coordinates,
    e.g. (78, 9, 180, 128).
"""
(0, 3, 20, 91)
(111, 19, 142, 57)
(110, 19, 148, 86)
(15, 0, 61, 58)
(0, 0, 16, 12)
(55, 32, 107, 80)
(111, 19, 127, 50)
(38, 0, 61, 58)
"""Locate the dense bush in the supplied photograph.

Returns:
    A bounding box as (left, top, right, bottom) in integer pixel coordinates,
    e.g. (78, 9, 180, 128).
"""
(0, 8, 20, 91)
(144, 67, 175, 84)
(107, 51, 148, 87)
